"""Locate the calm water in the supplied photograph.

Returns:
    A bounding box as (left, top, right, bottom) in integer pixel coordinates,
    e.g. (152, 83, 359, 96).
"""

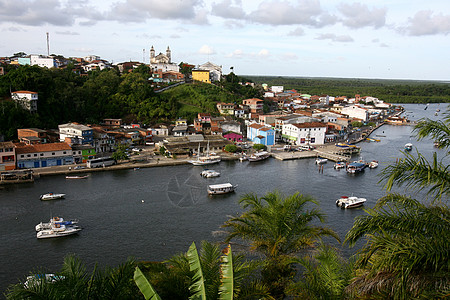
(0, 103, 447, 293)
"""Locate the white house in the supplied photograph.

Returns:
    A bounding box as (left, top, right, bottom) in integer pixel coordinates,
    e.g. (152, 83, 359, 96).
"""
(58, 123, 94, 145)
(341, 105, 369, 122)
(11, 91, 38, 112)
(198, 61, 222, 81)
(30, 55, 56, 68)
(282, 122, 327, 145)
(271, 86, 284, 93)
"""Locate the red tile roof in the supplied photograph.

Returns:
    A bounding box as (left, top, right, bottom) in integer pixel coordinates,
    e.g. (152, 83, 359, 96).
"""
(12, 91, 37, 94)
(14, 142, 72, 154)
(292, 122, 327, 129)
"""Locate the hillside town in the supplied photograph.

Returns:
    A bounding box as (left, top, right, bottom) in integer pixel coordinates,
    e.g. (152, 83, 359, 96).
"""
(0, 47, 408, 179)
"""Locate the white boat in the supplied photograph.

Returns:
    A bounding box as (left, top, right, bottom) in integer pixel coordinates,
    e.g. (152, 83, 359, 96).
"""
(315, 158, 328, 164)
(188, 142, 221, 166)
(336, 196, 366, 209)
(200, 169, 220, 178)
(39, 193, 65, 200)
(248, 151, 270, 162)
(66, 175, 88, 179)
(404, 143, 413, 151)
(207, 183, 237, 195)
(346, 162, 366, 174)
(368, 160, 379, 169)
(36, 223, 82, 239)
(334, 161, 346, 169)
(35, 217, 78, 231)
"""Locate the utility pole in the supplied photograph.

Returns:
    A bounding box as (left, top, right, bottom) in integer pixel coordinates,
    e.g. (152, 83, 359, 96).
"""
(46, 32, 50, 56)
(143, 48, 145, 63)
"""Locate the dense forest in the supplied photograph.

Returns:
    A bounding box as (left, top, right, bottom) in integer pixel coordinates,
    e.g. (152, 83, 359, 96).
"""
(249, 76, 450, 104)
(0, 65, 259, 140)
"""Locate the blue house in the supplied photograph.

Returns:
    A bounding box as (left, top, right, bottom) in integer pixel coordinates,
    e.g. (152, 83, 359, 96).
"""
(247, 123, 275, 146)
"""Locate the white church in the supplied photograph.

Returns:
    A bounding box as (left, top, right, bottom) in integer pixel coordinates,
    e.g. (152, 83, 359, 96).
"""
(149, 46, 180, 73)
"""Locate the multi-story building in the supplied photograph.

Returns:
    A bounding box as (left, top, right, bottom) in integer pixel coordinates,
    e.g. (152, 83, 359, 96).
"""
(11, 91, 38, 112)
(217, 103, 235, 115)
(198, 62, 222, 81)
(281, 122, 327, 145)
(242, 98, 264, 114)
(30, 55, 56, 68)
(341, 105, 369, 122)
(17, 128, 48, 144)
(0, 141, 16, 171)
(192, 70, 210, 83)
(15, 143, 73, 168)
(58, 123, 93, 145)
(247, 123, 275, 146)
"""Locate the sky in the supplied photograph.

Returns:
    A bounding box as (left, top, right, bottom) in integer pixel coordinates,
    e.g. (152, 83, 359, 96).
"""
(1, 0, 450, 81)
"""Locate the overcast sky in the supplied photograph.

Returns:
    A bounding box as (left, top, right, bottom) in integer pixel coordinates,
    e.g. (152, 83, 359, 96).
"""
(1, 0, 449, 81)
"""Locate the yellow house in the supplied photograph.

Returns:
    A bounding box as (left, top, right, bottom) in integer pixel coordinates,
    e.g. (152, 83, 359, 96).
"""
(192, 70, 210, 83)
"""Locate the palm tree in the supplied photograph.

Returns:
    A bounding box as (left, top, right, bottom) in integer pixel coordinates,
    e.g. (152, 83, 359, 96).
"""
(345, 107, 450, 298)
(222, 191, 339, 298)
(286, 243, 355, 300)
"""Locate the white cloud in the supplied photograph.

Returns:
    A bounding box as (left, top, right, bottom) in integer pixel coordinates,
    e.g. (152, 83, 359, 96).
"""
(72, 47, 94, 53)
(198, 45, 216, 55)
(258, 49, 270, 58)
(247, 0, 333, 27)
(316, 33, 354, 42)
(226, 49, 244, 58)
(108, 0, 203, 23)
(403, 10, 450, 36)
(338, 3, 386, 29)
(288, 27, 305, 36)
(56, 31, 80, 35)
(211, 0, 246, 19)
(282, 52, 298, 60)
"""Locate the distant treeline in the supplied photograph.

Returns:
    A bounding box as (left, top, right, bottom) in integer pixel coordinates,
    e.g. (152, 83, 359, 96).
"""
(0, 65, 259, 140)
(248, 76, 450, 104)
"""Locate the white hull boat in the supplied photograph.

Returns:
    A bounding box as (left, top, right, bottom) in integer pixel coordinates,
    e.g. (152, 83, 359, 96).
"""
(66, 175, 88, 179)
(315, 158, 328, 164)
(336, 196, 366, 209)
(207, 183, 237, 195)
(35, 217, 79, 231)
(334, 162, 346, 169)
(36, 223, 82, 239)
(248, 151, 270, 162)
(368, 160, 379, 169)
(39, 193, 65, 200)
(404, 143, 413, 151)
(200, 169, 220, 178)
(189, 142, 221, 166)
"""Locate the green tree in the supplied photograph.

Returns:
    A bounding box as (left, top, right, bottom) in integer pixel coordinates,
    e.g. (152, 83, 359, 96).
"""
(224, 144, 237, 153)
(345, 106, 450, 299)
(112, 144, 129, 161)
(222, 191, 339, 298)
(252, 144, 265, 151)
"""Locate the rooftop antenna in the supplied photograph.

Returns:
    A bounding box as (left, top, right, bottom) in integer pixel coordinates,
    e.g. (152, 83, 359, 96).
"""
(46, 32, 50, 56)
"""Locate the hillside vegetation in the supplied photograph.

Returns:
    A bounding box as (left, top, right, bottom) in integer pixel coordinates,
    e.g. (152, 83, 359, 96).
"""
(249, 76, 450, 103)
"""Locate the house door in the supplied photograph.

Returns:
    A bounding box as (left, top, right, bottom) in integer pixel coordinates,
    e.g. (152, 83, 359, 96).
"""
(34, 161, 40, 168)
(41, 161, 47, 167)
(56, 159, 62, 165)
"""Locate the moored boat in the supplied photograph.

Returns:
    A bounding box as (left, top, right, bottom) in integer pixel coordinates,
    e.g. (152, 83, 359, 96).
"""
(248, 151, 270, 162)
(35, 217, 78, 231)
(336, 196, 366, 209)
(346, 162, 366, 174)
(188, 142, 221, 166)
(39, 193, 65, 200)
(315, 157, 328, 164)
(207, 183, 237, 195)
(334, 161, 346, 169)
(368, 160, 379, 169)
(66, 175, 88, 179)
(36, 223, 82, 239)
(404, 143, 413, 151)
(200, 169, 220, 178)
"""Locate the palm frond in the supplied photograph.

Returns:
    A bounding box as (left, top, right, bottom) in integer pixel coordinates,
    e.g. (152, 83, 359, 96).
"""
(134, 266, 162, 300)
(187, 242, 207, 300)
(218, 244, 234, 300)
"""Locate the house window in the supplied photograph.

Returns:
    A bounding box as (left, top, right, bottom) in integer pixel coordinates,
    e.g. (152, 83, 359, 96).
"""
(40, 153, 44, 156)
(27, 154, 31, 157)
(52, 152, 55, 155)
(21, 154, 24, 158)
(63, 151, 66, 154)
(34, 154, 37, 157)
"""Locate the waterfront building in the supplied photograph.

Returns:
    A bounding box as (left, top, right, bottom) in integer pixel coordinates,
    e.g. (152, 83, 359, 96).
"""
(220, 121, 241, 135)
(11, 91, 38, 113)
(247, 123, 275, 146)
(15, 142, 73, 168)
(341, 105, 369, 122)
(0, 141, 16, 171)
(281, 122, 327, 145)
(17, 128, 48, 144)
(223, 132, 243, 143)
(58, 123, 93, 145)
(71, 144, 96, 163)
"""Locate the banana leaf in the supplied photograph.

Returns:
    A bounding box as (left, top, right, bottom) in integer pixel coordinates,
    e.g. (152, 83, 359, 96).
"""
(187, 242, 207, 300)
(219, 244, 234, 300)
(133, 266, 161, 300)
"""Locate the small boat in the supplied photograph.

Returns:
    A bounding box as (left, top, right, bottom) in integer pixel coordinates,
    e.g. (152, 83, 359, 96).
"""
(315, 157, 328, 164)
(65, 175, 89, 179)
(200, 169, 220, 178)
(24, 274, 65, 288)
(404, 143, 413, 151)
(239, 155, 248, 162)
(39, 193, 65, 200)
(334, 162, 346, 169)
(248, 151, 270, 162)
(336, 196, 366, 209)
(346, 162, 366, 174)
(35, 217, 78, 231)
(366, 137, 380, 142)
(188, 142, 221, 166)
(368, 160, 379, 169)
(36, 223, 82, 239)
(134, 167, 140, 171)
(207, 183, 237, 195)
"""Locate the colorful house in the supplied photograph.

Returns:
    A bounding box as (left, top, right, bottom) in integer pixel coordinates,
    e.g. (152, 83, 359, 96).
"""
(0, 141, 16, 171)
(15, 143, 73, 168)
(223, 132, 243, 143)
(247, 123, 275, 146)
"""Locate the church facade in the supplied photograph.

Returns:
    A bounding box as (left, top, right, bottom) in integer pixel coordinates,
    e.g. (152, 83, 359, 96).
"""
(149, 46, 179, 73)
